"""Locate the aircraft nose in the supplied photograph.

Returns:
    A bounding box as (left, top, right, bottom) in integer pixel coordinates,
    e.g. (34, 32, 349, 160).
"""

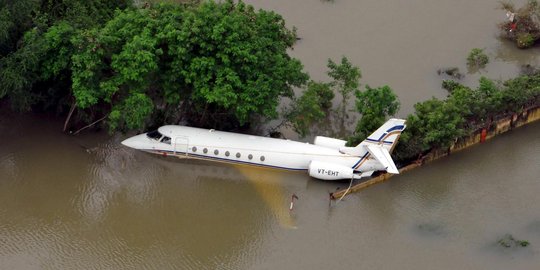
(121, 135, 143, 149)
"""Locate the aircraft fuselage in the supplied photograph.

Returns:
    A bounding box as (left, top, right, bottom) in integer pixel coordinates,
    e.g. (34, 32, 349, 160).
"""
(122, 125, 381, 172)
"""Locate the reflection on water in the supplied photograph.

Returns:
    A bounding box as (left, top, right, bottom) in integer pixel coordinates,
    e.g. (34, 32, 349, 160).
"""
(235, 165, 305, 229)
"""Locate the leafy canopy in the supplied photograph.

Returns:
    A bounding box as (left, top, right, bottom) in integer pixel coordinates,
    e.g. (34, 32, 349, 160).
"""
(327, 56, 361, 118)
(287, 81, 334, 137)
(70, 0, 307, 130)
(347, 85, 400, 146)
(0, 0, 132, 111)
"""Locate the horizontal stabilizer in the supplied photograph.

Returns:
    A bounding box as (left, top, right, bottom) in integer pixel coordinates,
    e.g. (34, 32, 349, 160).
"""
(366, 144, 399, 174)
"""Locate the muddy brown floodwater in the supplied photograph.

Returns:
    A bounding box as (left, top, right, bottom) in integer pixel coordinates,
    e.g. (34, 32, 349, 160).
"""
(247, 0, 540, 117)
(1, 0, 540, 269)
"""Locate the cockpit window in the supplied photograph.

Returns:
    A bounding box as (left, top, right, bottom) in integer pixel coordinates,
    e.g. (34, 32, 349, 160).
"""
(161, 136, 171, 145)
(147, 130, 162, 140)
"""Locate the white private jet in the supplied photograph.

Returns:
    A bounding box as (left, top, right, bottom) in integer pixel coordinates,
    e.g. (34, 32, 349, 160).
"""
(121, 118, 406, 180)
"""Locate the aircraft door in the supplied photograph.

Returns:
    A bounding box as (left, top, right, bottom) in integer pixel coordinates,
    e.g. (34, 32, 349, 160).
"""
(174, 136, 189, 157)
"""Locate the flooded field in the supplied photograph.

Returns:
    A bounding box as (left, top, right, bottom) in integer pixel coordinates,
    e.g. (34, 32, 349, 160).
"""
(1, 0, 540, 269)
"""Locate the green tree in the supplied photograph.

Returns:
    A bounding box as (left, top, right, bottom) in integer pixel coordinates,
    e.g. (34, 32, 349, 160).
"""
(347, 85, 400, 146)
(287, 80, 334, 137)
(327, 56, 361, 120)
(391, 114, 425, 163)
(70, 1, 307, 131)
(0, 0, 132, 114)
(0, 28, 46, 109)
(502, 72, 540, 112)
(409, 98, 465, 149)
(38, 0, 133, 27)
(472, 77, 503, 122)
(0, 0, 39, 56)
(394, 72, 540, 164)
(466, 48, 489, 71)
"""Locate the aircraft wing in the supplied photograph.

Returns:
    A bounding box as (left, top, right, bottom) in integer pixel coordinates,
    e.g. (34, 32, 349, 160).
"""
(366, 144, 399, 174)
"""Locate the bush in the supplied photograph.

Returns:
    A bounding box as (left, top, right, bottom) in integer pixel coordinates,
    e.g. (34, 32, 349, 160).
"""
(393, 73, 540, 164)
(498, 1, 540, 49)
(517, 33, 536, 48)
(467, 48, 489, 69)
(442, 80, 461, 92)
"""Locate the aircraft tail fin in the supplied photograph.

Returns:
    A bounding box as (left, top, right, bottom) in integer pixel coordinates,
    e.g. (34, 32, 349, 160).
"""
(362, 118, 406, 153)
(339, 118, 406, 156)
(366, 144, 399, 174)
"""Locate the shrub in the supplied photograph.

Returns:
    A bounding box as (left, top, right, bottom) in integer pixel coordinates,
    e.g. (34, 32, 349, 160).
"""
(517, 33, 536, 48)
(467, 48, 489, 69)
(498, 1, 540, 49)
(442, 80, 461, 92)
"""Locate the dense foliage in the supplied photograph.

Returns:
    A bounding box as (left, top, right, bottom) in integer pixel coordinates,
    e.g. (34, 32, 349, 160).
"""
(1, 0, 308, 131)
(327, 56, 361, 119)
(347, 85, 400, 146)
(281, 56, 359, 138)
(336, 54, 539, 165)
(286, 81, 334, 137)
(393, 73, 540, 163)
(0, 0, 133, 113)
(466, 48, 489, 70)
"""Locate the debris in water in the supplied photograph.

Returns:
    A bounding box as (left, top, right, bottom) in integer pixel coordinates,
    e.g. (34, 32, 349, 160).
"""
(289, 193, 299, 211)
(437, 67, 463, 80)
(497, 234, 530, 248)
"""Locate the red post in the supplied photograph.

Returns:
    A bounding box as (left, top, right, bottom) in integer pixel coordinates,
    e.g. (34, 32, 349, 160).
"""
(480, 128, 487, 143)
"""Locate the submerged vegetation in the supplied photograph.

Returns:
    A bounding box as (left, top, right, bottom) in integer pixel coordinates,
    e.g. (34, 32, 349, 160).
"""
(437, 67, 463, 80)
(499, 0, 540, 48)
(466, 48, 489, 71)
(498, 234, 530, 248)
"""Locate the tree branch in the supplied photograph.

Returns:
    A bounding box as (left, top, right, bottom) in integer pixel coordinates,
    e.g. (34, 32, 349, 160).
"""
(72, 115, 108, 135)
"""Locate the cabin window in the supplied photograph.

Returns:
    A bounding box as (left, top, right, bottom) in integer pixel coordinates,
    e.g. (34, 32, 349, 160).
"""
(161, 136, 171, 145)
(260, 156, 265, 161)
(225, 151, 230, 157)
(192, 146, 197, 152)
(236, 152, 241, 158)
(214, 150, 219, 155)
(146, 130, 162, 141)
(203, 148, 208, 154)
(248, 154, 253, 160)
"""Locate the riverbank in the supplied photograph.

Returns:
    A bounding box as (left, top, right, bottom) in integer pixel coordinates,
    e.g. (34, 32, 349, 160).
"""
(332, 104, 540, 199)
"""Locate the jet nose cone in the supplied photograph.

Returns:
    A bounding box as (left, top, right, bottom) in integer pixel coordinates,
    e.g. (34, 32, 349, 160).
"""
(121, 136, 141, 149)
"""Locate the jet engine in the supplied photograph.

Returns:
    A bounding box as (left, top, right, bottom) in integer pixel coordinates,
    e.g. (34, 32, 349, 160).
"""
(313, 136, 347, 150)
(308, 160, 359, 180)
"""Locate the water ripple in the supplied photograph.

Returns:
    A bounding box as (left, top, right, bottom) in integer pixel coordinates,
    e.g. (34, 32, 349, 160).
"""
(79, 140, 162, 222)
